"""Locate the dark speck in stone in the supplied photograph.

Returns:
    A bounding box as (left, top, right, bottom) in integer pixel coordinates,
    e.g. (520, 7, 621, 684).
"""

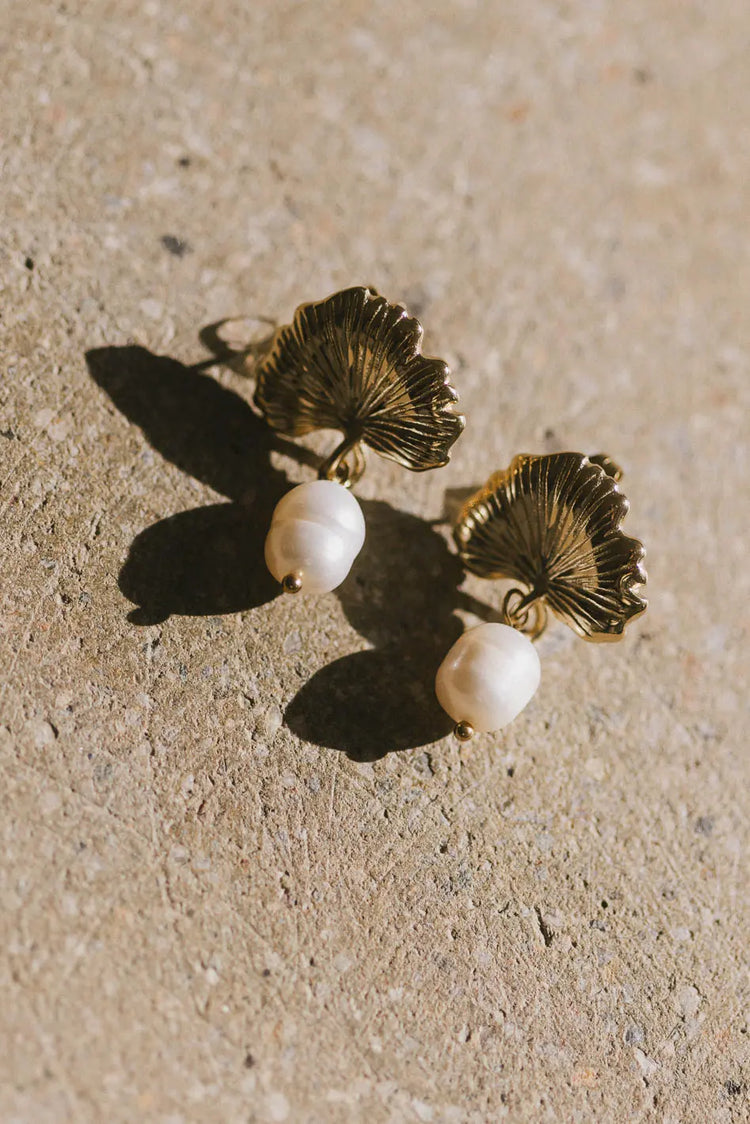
(160, 234, 192, 257)
(724, 1080, 745, 1098)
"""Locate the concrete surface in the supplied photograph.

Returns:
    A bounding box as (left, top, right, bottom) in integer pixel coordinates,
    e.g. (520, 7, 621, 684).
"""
(1, 2, 748, 1121)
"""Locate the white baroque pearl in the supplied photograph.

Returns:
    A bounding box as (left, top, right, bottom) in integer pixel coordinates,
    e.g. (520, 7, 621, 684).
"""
(264, 479, 366, 594)
(435, 622, 541, 733)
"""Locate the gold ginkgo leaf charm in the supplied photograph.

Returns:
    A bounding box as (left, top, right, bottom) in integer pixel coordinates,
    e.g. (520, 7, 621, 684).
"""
(454, 452, 647, 642)
(253, 287, 465, 484)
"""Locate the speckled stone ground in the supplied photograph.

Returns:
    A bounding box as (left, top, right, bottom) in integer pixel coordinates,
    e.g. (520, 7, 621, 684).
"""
(1, 2, 748, 1121)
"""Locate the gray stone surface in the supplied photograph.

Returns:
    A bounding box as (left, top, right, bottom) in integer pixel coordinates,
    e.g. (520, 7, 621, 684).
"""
(1, 2, 748, 1121)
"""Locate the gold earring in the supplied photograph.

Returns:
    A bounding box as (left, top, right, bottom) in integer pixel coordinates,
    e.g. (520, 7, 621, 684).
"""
(436, 452, 647, 740)
(253, 286, 465, 595)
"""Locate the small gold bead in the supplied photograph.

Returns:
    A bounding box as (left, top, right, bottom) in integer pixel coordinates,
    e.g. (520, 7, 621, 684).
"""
(281, 572, 303, 594)
(454, 721, 475, 742)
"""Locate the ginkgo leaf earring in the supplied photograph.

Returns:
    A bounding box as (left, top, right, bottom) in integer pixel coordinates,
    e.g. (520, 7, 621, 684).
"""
(254, 286, 465, 594)
(436, 452, 647, 740)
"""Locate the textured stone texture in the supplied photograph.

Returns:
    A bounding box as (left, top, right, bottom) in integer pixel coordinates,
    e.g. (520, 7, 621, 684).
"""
(1, 2, 748, 1121)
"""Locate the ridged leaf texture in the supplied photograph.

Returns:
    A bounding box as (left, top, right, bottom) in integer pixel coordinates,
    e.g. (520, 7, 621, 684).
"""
(455, 453, 647, 641)
(254, 287, 464, 471)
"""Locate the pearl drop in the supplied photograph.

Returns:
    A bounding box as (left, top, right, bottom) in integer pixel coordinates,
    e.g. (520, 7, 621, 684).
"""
(264, 480, 365, 594)
(435, 622, 541, 733)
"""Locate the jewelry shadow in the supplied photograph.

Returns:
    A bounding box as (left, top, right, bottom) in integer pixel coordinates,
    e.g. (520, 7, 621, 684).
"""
(285, 500, 467, 761)
(86, 344, 480, 760)
(85, 344, 315, 624)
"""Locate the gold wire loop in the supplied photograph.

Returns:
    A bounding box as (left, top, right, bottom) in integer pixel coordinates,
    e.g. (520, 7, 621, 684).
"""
(318, 438, 367, 489)
(501, 588, 549, 641)
(195, 318, 277, 376)
(588, 452, 624, 483)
